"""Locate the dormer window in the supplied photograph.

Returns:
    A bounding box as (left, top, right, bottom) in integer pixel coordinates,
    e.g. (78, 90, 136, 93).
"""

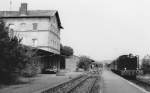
(20, 23, 26, 31)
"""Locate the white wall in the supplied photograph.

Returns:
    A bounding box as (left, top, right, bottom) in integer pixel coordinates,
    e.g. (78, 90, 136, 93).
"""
(66, 55, 80, 71)
(4, 17, 60, 54)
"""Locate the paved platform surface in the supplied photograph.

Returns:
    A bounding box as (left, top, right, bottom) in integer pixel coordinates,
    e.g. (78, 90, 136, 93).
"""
(102, 70, 146, 93)
(0, 72, 83, 93)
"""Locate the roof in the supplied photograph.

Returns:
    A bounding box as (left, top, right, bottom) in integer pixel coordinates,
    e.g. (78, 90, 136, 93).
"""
(0, 10, 63, 28)
(0, 10, 56, 17)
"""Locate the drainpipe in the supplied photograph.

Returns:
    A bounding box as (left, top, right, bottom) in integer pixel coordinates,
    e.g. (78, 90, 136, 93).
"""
(136, 55, 139, 69)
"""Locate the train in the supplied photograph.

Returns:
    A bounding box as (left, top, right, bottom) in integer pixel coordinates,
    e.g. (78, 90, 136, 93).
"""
(109, 54, 142, 78)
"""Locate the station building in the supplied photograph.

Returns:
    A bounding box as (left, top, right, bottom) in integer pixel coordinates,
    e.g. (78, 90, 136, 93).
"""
(0, 3, 65, 73)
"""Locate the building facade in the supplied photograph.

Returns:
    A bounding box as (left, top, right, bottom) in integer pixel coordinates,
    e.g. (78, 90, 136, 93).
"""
(65, 55, 80, 72)
(0, 3, 64, 73)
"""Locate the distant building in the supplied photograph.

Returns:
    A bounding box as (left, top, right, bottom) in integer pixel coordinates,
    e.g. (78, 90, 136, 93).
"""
(0, 3, 65, 73)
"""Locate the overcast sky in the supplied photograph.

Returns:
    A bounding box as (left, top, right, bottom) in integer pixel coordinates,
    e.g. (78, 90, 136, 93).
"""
(0, 0, 150, 61)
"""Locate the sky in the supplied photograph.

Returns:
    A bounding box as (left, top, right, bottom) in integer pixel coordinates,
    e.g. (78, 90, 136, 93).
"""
(0, 0, 150, 61)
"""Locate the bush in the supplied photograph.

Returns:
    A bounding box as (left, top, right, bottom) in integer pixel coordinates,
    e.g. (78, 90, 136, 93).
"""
(60, 45, 74, 57)
(20, 48, 38, 77)
(21, 63, 38, 77)
(77, 56, 93, 71)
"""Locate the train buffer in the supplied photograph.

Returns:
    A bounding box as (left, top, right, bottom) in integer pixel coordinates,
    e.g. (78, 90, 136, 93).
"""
(102, 70, 147, 93)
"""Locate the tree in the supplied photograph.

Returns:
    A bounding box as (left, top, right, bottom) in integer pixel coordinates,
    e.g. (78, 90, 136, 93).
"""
(0, 20, 30, 83)
(60, 45, 74, 57)
(20, 46, 38, 77)
(77, 56, 93, 71)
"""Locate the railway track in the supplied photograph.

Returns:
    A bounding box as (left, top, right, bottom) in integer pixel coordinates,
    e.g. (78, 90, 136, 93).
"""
(67, 75, 98, 93)
(41, 73, 101, 93)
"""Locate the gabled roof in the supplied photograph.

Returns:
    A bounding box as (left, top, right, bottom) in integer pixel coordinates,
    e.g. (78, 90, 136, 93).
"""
(0, 10, 63, 29)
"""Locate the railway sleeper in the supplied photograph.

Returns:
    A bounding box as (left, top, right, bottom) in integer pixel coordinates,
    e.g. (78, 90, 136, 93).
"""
(67, 77, 98, 93)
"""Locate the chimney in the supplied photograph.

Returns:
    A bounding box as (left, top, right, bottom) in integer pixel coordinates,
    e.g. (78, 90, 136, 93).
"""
(19, 3, 28, 15)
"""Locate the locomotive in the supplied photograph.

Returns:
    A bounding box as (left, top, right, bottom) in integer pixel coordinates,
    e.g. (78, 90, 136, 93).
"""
(110, 54, 142, 78)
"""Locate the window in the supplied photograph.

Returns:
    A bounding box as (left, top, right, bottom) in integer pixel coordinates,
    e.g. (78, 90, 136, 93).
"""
(32, 23, 38, 30)
(20, 23, 26, 31)
(32, 38, 38, 47)
(9, 23, 15, 29)
(20, 23, 26, 27)
(54, 41, 56, 46)
(8, 24, 15, 37)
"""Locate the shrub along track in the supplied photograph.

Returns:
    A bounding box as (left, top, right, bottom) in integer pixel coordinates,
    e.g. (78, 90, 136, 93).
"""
(41, 73, 101, 93)
(128, 77, 150, 92)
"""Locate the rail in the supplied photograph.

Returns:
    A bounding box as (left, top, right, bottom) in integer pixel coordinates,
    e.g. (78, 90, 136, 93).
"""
(40, 73, 101, 93)
(88, 76, 98, 93)
(66, 74, 100, 93)
(41, 74, 89, 93)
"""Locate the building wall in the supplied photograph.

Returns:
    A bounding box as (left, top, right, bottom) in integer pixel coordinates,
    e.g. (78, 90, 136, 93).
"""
(65, 55, 80, 72)
(3, 17, 60, 54)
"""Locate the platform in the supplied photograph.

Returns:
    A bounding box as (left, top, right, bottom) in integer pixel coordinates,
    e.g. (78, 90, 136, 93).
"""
(102, 70, 147, 93)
